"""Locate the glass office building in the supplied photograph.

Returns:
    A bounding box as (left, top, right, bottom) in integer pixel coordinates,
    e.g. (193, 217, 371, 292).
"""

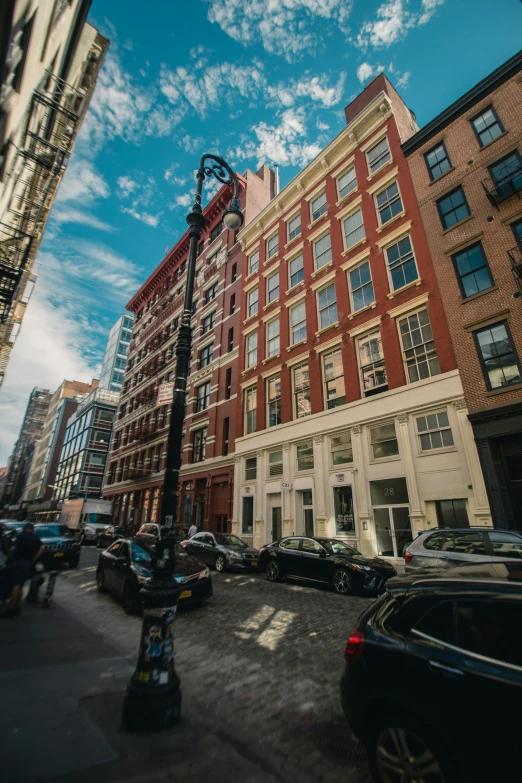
(99, 314, 134, 392)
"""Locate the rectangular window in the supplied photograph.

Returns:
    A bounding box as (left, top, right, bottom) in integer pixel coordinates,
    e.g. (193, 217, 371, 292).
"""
(417, 410, 454, 451)
(231, 262, 237, 282)
(437, 186, 471, 230)
(296, 441, 314, 471)
(245, 457, 257, 481)
(311, 191, 327, 222)
(474, 321, 521, 390)
(197, 241, 204, 257)
(343, 208, 365, 249)
(331, 432, 353, 466)
(471, 106, 504, 147)
(204, 283, 217, 303)
(290, 301, 307, 344)
(192, 427, 207, 463)
(370, 422, 399, 459)
(248, 250, 259, 276)
(358, 331, 387, 397)
(267, 375, 282, 427)
(245, 386, 257, 434)
(247, 287, 258, 318)
(314, 232, 332, 270)
(399, 308, 441, 383)
(318, 283, 338, 329)
(488, 151, 522, 201)
(242, 496, 254, 534)
(196, 382, 210, 412)
(289, 253, 304, 288)
(225, 367, 232, 399)
(222, 417, 230, 456)
(202, 311, 216, 334)
(288, 213, 301, 241)
(230, 293, 236, 314)
(376, 181, 403, 225)
(425, 142, 452, 181)
(246, 331, 257, 368)
(209, 222, 223, 243)
(293, 362, 311, 418)
(386, 235, 418, 291)
(227, 326, 234, 352)
(338, 166, 357, 199)
(267, 233, 279, 259)
(266, 317, 280, 356)
(367, 137, 391, 174)
(192, 299, 198, 315)
(452, 242, 494, 298)
(199, 343, 213, 368)
(323, 348, 345, 409)
(268, 450, 283, 477)
(349, 260, 375, 311)
(267, 272, 280, 303)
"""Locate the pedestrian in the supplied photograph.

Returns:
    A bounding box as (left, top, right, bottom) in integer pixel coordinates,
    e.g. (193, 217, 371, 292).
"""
(188, 522, 197, 538)
(3, 523, 44, 617)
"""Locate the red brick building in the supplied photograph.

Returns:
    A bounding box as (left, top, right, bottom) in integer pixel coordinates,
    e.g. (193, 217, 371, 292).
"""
(233, 75, 492, 559)
(403, 51, 522, 530)
(103, 166, 275, 532)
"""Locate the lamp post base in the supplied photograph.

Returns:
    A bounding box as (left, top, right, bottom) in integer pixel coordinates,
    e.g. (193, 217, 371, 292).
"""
(123, 674, 182, 732)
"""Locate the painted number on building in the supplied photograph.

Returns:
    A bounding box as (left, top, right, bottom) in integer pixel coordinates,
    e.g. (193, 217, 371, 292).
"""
(384, 487, 395, 496)
(158, 383, 174, 405)
(281, 482, 291, 489)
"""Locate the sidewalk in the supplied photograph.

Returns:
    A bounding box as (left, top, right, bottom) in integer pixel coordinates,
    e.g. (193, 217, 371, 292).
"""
(0, 599, 287, 783)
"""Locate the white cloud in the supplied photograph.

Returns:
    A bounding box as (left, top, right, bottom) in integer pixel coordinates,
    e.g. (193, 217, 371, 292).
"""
(179, 135, 205, 153)
(356, 0, 444, 51)
(164, 164, 187, 187)
(396, 70, 411, 88)
(357, 62, 382, 83)
(50, 206, 114, 232)
(121, 206, 161, 227)
(267, 72, 345, 109)
(117, 175, 138, 198)
(316, 120, 330, 131)
(419, 0, 445, 25)
(55, 157, 109, 203)
(356, 60, 411, 89)
(230, 108, 322, 169)
(170, 193, 192, 209)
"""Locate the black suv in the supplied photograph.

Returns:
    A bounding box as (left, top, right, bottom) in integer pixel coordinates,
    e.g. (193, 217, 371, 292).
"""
(340, 562, 522, 782)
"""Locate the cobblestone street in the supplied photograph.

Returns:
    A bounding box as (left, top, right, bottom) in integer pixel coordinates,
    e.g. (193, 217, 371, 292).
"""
(55, 546, 373, 782)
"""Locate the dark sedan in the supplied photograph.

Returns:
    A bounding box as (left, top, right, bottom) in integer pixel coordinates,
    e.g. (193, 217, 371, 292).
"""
(184, 532, 259, 572)
(259, 536, 396, 595)
(96, 536, 212, 614)
(96, 524, 132, 549)
(1, 521, 81, 568)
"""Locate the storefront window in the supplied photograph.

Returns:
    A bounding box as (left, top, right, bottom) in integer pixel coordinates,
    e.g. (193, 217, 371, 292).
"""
(182, 494, 192, 527)
(333, 486, 355, 536)
(242, 496, 254, 534)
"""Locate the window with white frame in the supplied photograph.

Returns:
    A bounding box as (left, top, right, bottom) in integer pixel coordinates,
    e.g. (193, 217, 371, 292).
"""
(289, 252, 304, 288)
(293, 362, 311, 418)
(267, 233, 279, 259)
(266, 317, 280, 356)
(331, 432, 353, 465)
(349, 260, 375, 311)
(398, 308, 440, 383)
(268, 450, 283, 477)
(246, 331, 258, 368)
(296, 441, 314, 471)
(204, 282, 217, 303)
(310, 191, 327, 222)
(385, 235, 418, 291)
(322, 348, 345, 409)
(337, 166, 357, 199)
(290, 301, 307, 344)
(196, 381, 210, 412)
(357, 330, 388, 397)
(367, 137, 391, 174)
(416, 410, 454, 451)
(199, 343, 213, 368)
(317, 282, 338, 329)
(242, 496, 254, 533)
(245, 456, 257, 480)
(267, 271, 280, 303)
(248, 250, 259, 276)
(370, 422, 399, 459)
(202, 311, 216, 334)
(244, 386, 257, 434)
(343, 208, 365, 249)
(376, 181, 403, 225)
(267, 375, 282, 427)
(287, 213, 301, 241)
(192, 427, 207, 463)
(314, 232, 332, 270)
(247, 286, 258, 317)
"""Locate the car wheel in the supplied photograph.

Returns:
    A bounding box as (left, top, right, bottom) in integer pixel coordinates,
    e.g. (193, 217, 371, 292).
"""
(368, 715, 455, 783)
(123, 582, 141, 615)
(265, 560, 282, 582)
(215, 554, 227, 572)
(332, 568, 353, 595)
(96, 569, 106, 593)
(68, 553, 80, 569)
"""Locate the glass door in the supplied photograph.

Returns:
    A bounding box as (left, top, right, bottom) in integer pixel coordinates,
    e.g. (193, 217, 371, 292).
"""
(392, 507, 412, 557)
(272, 506, 282, 542)
(373, 506, 411, 557)
(302, 490, 314, 537)
(374, 508, 394, 556)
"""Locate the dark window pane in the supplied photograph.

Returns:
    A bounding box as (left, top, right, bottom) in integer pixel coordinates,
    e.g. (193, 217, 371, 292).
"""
(475, 322, 521, 390)
(415, 601, 457, 644)
(488, 531, 522, 559)
(472, 107, 503, 147)
(453, 531, 486, 555)
(424, 531, 454, 552)
(425, 143, 451, 180)
(453, 243, 493, 298)
(437, 187, 471, 229)
(457, 601, 522, 666)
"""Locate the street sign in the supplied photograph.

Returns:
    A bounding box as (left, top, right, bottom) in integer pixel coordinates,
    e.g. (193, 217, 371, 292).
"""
(165, 515, 173, 528)
(158, 382, 174, 405)
(281, 482, 291, 489)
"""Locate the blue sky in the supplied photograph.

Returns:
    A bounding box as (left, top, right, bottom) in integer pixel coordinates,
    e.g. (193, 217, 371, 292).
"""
(0, 0, 520, 463)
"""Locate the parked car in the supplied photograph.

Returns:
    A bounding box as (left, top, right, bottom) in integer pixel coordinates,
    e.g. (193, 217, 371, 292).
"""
(96, 524, 132, 549)
(184, 532, 260, 572)
(82, 522, 111, 545)
(96, 536, 212, 613)
(259, 536, 396, 595)
(340, 561, 522, 783)
(136, 523, 161, 538)
(1, 521, 81, 568)
(404, 526, 522, 571)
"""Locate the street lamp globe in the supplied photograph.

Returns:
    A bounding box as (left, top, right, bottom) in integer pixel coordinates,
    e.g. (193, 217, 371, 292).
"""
(222, 197, 244, 231)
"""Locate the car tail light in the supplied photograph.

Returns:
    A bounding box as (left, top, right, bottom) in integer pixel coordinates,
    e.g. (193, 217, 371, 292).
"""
(404, 551, 413, 563)
(344, 629, 365, 665)
(259, 547, 267, 555)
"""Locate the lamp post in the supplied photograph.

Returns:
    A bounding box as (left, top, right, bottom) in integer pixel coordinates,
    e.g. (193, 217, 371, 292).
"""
(122, 155, 243, 732)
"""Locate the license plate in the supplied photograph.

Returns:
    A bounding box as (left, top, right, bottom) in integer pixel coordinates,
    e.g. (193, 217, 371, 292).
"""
(179, 590, 192, 599)
(250, 561, 258, 567)
(54, 552, 64, 557)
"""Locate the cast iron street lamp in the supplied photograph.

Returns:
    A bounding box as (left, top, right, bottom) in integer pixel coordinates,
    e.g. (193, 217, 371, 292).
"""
(122, 155, 243, 731)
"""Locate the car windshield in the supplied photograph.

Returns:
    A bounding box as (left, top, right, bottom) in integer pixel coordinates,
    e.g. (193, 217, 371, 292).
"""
(35, 525, 70, 538)
(215, 534, 247, 548)
(320, 539, 359, 555)
(86, 513, 112, 524)
(130, 541, 152, 566)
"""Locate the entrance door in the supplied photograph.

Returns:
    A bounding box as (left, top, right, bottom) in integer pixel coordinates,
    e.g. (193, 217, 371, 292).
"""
(272, 506, 282, 542)
(373, 506, 412, 557)
(499, 435, 522, 531)
(302, 490, 314, 537)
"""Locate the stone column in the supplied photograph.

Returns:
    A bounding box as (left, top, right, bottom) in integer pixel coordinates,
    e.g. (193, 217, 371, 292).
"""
(231, 457, 241, 537)
(282, 442, 293, 536)
(350, 425, 372, 554)
(453, 399, 492, 524)
(313, 434, 327, 536)
(397, 413, 425, 534)
(254, 450, 265, 549)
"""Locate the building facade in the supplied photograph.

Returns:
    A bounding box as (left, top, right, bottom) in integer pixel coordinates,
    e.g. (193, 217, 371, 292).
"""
(103, 165, 276, 532)
(403, 50, 522, 531)
(0, 0, 108, 385)
(99, 313, 134, 392)
(53, 387, 119, 503)
(233, 75, 492, 560)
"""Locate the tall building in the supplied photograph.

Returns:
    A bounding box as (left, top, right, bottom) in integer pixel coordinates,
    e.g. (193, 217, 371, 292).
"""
(0, 1, 108, 386)
(233, 75, 492, 559)
(403, 51, 522, 531)
(1, 385, 50, 511)
(103, 165, 276, 532)
(99, 313, 134, 392)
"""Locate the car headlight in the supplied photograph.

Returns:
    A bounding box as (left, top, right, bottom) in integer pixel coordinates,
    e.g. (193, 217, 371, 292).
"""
(136, 574, 151, 584)
(84, 527, 94, 534)
(198, 567, 210, 580)
(351, 563, 372, 571)
(229, 551, 242, 559)
(174, 575, 186, 584)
